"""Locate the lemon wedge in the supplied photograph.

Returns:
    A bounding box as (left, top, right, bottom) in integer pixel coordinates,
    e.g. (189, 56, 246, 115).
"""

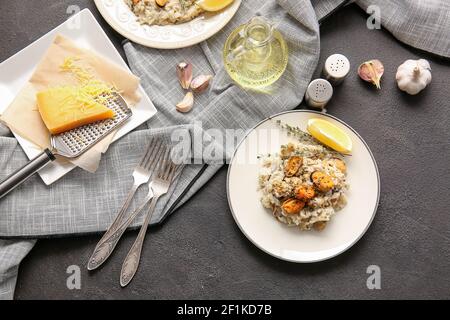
(197, 0, 234, 12)
(307, 118, 352, 154)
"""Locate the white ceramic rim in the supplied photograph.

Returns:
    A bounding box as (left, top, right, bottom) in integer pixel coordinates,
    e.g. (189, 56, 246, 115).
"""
(226, 110, 381, 263)
(93, 0, 242, 49)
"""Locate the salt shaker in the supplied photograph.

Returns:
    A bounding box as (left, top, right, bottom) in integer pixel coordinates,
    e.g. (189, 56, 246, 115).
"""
(323, 53, 350, 86)
(305, 79, 333, 110)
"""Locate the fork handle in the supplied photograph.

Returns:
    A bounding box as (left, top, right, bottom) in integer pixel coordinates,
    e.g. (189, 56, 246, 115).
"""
(120, 195, 160, 287)
(87, 184, 140, 270)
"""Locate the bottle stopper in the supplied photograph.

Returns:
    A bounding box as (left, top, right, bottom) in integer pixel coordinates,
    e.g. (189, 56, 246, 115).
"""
(323, 53, 350, 85)
(305, 79, 333, 110)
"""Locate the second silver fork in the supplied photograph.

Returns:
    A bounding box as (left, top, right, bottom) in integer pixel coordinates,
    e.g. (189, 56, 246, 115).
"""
(87, 139, 164, 271)
(120, 149, 180, 287)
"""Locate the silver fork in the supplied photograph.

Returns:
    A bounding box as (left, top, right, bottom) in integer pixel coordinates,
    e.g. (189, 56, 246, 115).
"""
(87, 138, 163, 271)
(120, 149, 179, 287)
(86, 146, 171, 274)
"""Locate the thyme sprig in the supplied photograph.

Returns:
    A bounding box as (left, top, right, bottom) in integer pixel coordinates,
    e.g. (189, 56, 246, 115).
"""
(275, 119, 315, 144)
(275, 119, 346, 157)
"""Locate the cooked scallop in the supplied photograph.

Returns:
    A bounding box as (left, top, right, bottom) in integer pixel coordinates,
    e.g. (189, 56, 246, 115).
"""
(281, 198, 305, 215)
(295, 185, 315, 201)
(284, 156, 303, 177)
(311, 171, 334, 192)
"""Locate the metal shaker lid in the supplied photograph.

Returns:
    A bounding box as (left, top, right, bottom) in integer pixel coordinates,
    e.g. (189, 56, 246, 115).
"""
(305, 78, 333, 109)
(324, 54, 350, 84)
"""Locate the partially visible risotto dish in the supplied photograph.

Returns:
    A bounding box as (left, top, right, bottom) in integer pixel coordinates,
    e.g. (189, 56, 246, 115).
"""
(125, 0, 204, 26)
(258, 135, 349, 231)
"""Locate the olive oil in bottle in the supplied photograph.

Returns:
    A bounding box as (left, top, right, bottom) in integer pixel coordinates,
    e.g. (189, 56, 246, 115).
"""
(223, 17, 289, 89)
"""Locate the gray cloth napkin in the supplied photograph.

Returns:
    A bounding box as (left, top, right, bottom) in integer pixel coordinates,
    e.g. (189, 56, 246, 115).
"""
(1, 0, 449, 299)
(357, 0, 450, 58)
(0, 239, 35, 300)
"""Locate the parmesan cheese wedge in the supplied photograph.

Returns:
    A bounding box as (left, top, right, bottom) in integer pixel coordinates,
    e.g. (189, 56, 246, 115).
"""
(37, 86, 115, 135)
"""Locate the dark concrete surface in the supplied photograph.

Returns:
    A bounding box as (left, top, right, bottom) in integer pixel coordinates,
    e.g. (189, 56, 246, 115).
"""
(1, 1, 450, 299)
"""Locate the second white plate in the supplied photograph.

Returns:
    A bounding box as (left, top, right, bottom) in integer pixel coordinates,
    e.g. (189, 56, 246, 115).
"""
(227, 110, 380, 263)
(94, 0, 242, 49)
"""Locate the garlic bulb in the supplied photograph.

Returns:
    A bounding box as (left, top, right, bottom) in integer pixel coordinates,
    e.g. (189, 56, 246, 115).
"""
(396, 59, 432, 95)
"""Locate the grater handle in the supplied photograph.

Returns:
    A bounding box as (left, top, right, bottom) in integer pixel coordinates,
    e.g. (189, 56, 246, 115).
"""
(0, 149, 55, 199)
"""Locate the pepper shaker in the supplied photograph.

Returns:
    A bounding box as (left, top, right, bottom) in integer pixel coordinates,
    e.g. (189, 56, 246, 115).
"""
(305, 79, 333, 110)
(323, 53, 350, 86)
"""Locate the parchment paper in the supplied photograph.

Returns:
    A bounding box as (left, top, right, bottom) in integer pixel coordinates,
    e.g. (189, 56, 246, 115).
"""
(0, 35, 141, 172)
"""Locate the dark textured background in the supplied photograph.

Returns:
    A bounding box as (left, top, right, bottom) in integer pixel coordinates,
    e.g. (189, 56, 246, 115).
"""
(1, 1, 449, 299)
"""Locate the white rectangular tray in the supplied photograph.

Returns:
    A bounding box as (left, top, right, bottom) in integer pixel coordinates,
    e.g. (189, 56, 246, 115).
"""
(0, 8, 157, 185)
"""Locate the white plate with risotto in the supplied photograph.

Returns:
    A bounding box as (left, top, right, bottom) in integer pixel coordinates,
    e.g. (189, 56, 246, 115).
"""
(227, 110, 380, 263)
(94, 0, 242, 49)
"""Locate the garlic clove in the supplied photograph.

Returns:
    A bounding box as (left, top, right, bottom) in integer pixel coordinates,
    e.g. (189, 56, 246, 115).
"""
(358, 59, 384, 89)
(191, 75, 213, 93)
(176, 62, 193, 90)
(176, 92, 194, 113)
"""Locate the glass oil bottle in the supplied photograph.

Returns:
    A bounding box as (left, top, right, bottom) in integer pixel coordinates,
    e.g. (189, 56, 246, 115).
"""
(223, 17, 289, 89)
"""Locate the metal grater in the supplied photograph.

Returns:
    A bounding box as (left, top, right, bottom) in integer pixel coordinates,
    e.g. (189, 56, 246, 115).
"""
(51, 93, 132, 158)
(0, 92, 132, 199)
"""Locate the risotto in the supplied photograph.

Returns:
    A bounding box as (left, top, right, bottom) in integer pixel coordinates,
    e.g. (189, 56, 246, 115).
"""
(258, 138, 349, 231)
(125, 0, 204, 26)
